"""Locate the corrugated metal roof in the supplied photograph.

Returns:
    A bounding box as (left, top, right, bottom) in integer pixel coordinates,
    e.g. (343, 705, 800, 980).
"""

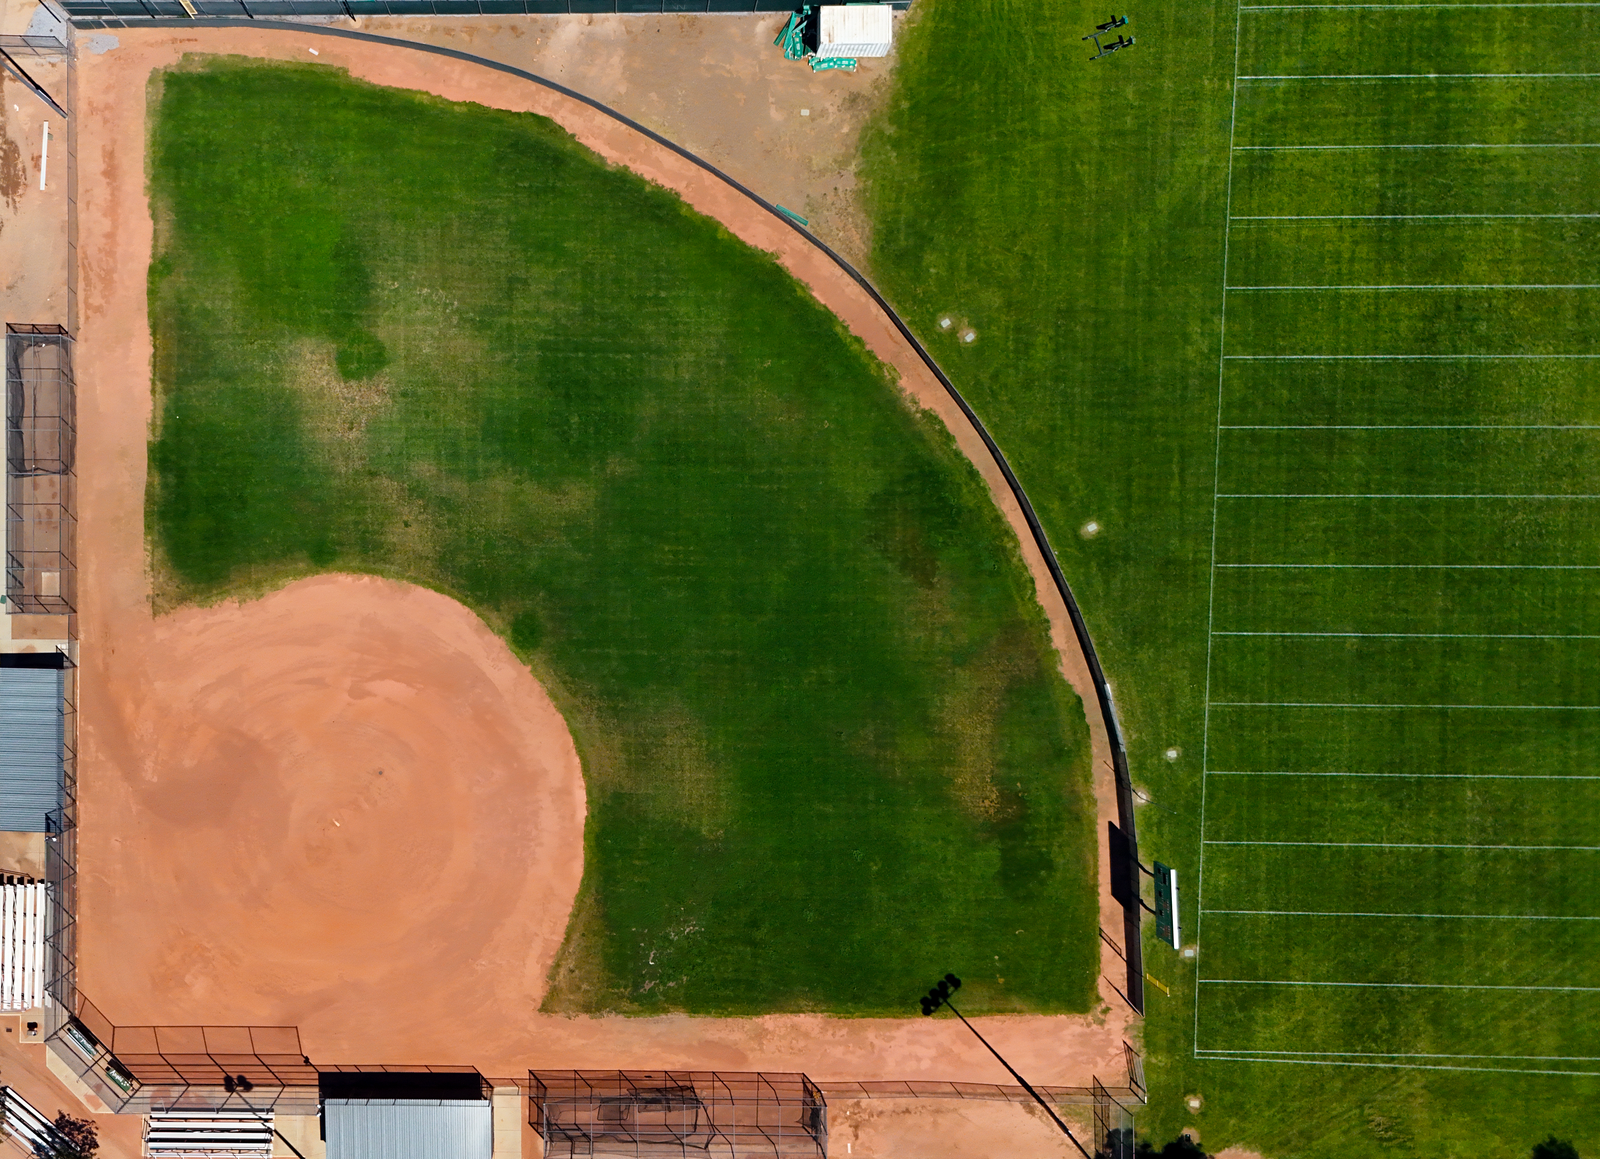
(0, 668, 61, 832)
(325, 1100, 494, 1159)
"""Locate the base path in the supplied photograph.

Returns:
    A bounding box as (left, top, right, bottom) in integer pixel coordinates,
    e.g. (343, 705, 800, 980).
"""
(73, 25, 1136, 1084)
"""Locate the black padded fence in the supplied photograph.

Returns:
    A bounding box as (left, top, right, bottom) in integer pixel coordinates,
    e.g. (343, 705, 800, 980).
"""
(67, 0, 909, 22)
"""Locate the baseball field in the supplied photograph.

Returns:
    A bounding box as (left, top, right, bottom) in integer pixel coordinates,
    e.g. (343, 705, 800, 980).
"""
(868, 0, 1600, 1153)
(141, 57, 1100, 1019)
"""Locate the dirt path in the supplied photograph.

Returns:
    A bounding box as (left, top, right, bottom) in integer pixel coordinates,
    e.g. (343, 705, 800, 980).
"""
(73, 25, 1134, 1088)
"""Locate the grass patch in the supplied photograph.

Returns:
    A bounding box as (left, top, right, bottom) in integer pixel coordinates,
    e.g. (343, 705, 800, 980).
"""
(145, 57, 1098, 1016)
(864, 0, 1600, 1153)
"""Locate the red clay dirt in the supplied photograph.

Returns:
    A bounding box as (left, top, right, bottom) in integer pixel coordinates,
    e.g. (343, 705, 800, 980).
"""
(73, 26, 1136, 1092)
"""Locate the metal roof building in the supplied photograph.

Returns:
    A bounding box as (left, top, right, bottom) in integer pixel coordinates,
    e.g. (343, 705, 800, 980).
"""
(0, 656, 64, 833)
(325, 1100, 493, 1159)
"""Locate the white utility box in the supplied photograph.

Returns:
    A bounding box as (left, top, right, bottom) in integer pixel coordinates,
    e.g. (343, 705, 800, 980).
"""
(816, 4, 894, 58)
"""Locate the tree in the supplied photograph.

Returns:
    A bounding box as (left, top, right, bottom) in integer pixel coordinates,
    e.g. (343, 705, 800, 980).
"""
(1533, 1139, 1579, 1159)
(1136, 1136, 1209, 1159)
(50, 1112, 97, 1159)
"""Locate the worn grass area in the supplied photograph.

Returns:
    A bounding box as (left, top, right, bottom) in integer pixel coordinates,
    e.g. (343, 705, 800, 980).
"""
(145, 58, 1098, 1016)
(865, 0, 1600, 1153)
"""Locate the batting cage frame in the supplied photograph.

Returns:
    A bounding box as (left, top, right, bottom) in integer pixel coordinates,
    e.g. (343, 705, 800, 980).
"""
(530, 1071, 827, 1158)
(6, 323, 76, 615)
(1092, 1078, 1136, 1159)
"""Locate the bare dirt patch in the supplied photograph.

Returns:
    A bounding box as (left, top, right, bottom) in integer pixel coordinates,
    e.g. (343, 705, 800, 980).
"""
(352, 12, 903, 268)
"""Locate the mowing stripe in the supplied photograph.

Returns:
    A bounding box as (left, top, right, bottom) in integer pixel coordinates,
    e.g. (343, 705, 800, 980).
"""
(1244, 3, 1600, 8)
(1220, 492, 1600, 497)
(1212, 631, 1600, 638)
(1193, 1055, 1600, 1077)
(1240, 72, 1600, 78)
(1226, 353, 1600, 360)
(1227, 283, 1600, 290)
(1235, 143, 1600, 150)
(1207, 770, 1600, 779)
(1195, 0, 1250, 1060)
(1218, 424, 1600, 429)
(1232, 213, 1600, 220)
(1204, 908, 1600, 919)
(1210, 700, 1600, 708)
(1201, 978, 1600, 990)
(1204, 839, 1600, 850)
(1217, 562, 1600, 568)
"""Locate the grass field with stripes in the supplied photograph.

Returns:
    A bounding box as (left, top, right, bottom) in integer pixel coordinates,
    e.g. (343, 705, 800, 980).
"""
(1198, 0, 1600, 1079)
(870, 0, 1600, 1152)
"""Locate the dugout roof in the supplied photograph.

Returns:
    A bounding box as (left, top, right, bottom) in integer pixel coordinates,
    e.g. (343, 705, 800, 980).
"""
(324, 1099, 492, 1159)
(0, 658, 63, 832)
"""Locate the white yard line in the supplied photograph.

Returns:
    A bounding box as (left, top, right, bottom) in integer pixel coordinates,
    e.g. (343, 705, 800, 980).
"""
(1202, 978, 1600, 990)
(1218, 492, 1600, 497)
(1219, 424, 1600, 429)
(1212, 631, 1600, 638)
(1236, 142, 1600, 150)
(1241, 72, 1600, 78)
(1211, 700, 1600, 708)
(1204, 908, 1600, 919)
(1217, 562, 1600, 568)
(1208, 769, 1600, 778)
(1233, 213, 1600, 220)
(1226, 353, 1600, 359)
(1228, 283, 1600, 290)
(1204, 840, 1600, 850)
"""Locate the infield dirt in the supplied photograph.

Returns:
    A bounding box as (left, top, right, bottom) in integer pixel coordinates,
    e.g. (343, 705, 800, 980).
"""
(72, 24, 1133, 1093)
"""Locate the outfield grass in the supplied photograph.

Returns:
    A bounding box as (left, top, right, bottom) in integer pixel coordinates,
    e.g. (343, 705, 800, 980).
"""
(865, 0, 1600, 1153)
(144, 58, 1099, 1016)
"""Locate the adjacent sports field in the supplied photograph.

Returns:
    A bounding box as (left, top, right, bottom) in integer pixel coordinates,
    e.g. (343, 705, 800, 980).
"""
(868, 0, 1600, 1152)
(145, 59, 1098, 1017)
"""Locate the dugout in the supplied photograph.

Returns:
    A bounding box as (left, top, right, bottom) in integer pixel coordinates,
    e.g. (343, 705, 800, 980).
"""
(322, 1071, 494, 1159)
(0, 653, 65, 832)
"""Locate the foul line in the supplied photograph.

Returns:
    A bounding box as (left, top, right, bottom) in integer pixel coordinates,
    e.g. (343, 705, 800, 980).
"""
(1204, 908, 1600, 920)
(1208, 770, 1600, 779)
(1201, 978, 1600, 990)
(1204, 839, 1600, 850)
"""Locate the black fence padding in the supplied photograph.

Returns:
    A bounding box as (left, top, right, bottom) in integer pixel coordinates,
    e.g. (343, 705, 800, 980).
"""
(319, 1071, 487, 1101)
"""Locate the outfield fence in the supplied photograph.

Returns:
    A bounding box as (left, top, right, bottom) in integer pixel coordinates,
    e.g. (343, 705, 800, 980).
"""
(65, 0, 909, 22)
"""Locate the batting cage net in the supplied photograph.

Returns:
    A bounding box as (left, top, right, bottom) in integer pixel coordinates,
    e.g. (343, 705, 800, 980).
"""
(530, 1070, 827, 1158)
(1093, 1077, 1137, 1159)
(6, 324, 76, 614)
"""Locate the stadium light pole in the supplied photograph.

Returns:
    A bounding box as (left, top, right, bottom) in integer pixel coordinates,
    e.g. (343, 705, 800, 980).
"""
(921, 974, 1093, 1159)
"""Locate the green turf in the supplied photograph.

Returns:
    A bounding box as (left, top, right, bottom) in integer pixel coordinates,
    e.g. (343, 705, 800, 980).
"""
(144, 57, 1099, 1016)
(864, 0, 1600, 1153)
